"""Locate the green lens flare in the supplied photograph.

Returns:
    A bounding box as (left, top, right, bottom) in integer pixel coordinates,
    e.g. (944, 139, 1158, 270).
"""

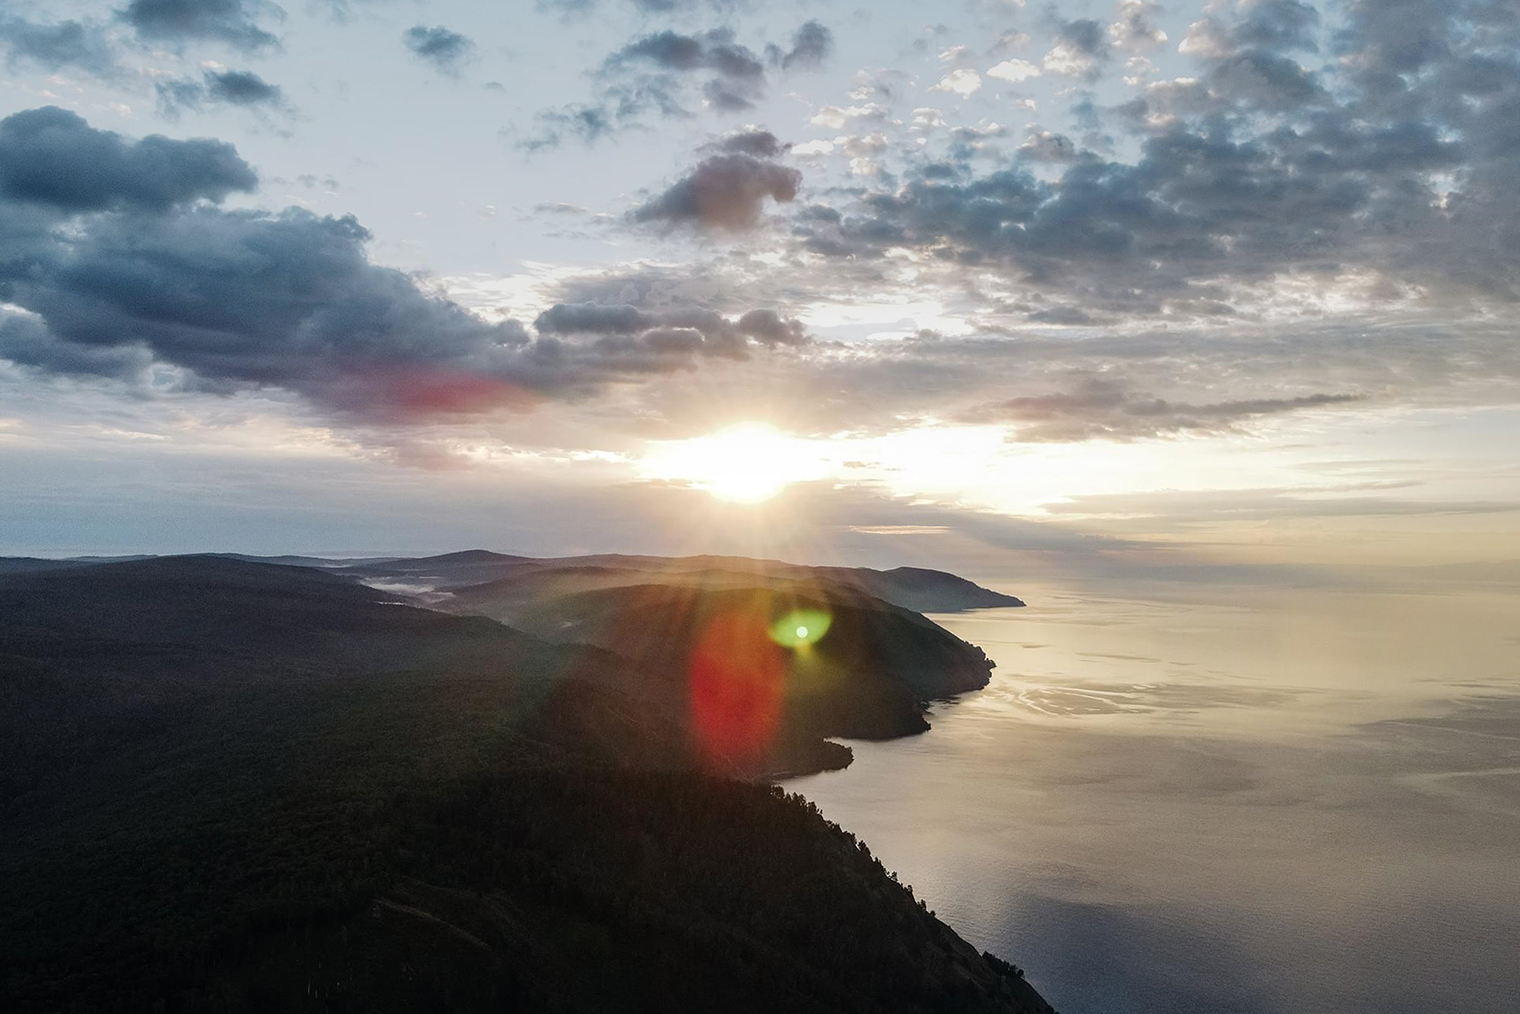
(769, 608, 832, 648)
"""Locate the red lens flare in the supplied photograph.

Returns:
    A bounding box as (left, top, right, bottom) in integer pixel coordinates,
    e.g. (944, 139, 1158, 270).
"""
(687, 607, 784, 765)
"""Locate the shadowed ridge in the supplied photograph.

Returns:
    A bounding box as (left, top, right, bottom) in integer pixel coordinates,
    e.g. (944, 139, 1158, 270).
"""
(424, 551, 1025, 613)
(406, 549, 533, 565)
(499, 581, 995, 776)
(0, 552, 1055, 1014)
(838, 565, 1026, 611)
(0, 556, 101, 576)
(0, 555, 155, 575)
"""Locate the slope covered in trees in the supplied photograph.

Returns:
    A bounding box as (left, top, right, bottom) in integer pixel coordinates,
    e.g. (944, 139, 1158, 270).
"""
(0, 556, 1053, 1013)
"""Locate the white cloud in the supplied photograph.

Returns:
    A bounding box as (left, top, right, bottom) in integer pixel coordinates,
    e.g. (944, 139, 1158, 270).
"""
(930, 69, 982, 97)
(809, 103, 890, 128)
(912, 107, 947, 130)
(792, 139, 835, 157)
(987, 59, 1040, 83)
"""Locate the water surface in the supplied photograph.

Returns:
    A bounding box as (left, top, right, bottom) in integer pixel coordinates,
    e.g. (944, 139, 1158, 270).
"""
(786, 583, 1520, 1014)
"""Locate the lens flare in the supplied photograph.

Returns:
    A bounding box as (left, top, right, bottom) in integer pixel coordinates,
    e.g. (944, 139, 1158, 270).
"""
(688, 608, 784, 764)
(768, 608, 832, 649)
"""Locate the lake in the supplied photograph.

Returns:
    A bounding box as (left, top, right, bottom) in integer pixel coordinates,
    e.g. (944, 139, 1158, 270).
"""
(785, 581, 1520, 1014)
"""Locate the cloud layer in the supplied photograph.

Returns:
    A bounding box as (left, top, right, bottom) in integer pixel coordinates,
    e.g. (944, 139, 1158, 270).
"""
(0, 109, 811, 425)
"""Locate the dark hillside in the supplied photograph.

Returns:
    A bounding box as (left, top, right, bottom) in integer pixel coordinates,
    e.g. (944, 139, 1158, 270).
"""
(0, 557, 1053, 1014)
(476, 580, 995, 774)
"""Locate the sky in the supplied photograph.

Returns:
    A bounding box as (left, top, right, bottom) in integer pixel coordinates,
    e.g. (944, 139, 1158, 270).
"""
(0, 0, 1517, 587)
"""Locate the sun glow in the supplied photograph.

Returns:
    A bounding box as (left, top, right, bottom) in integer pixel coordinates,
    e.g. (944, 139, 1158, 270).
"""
(640, 423, 830, 502)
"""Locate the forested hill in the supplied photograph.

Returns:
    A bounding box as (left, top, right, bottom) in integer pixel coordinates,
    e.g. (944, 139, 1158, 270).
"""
(5, 548, 1027, 612)
(347, 549, 1027, 611)
(0, 556, 1055, 1014)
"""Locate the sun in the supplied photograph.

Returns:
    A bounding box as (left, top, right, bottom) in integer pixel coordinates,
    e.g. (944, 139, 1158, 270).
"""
(640, 423, 829, 502)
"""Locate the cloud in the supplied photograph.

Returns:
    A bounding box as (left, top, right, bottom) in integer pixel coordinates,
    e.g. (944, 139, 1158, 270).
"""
(535, 301, 806, 349)
(531, 300, 808, 364)
(0, 17, 119, 77)
(0, 204, 533, 419)
(988, 58, 1041, 83)
(118, 0, 281, 52)
(808, 103, 891, 129)
(535, 303, 656, 335)
(612, 28, 764, 109)
(526, 21, 824, 147)
(931, 68, 983, 97)
(772, 19, 833, 71)
(633, 152, 801, 231)
(1180, 0, 1321, 59)
(1109, 0, 1168, 52)
(514, 251, 1515, 442)
(1042, 487, 1520, 522)
(1017, 130, 1080, 162)
(542, 0, 742, 12)
(961, 377, 1363, 441)
(0, 107, 257, 212)
(157, 69, 287, 116)
(403, 24, 473, 73)
(787, 0, 1520, 321)
(1043, 17, 1111, 80)
(522, 104, 621, 150)
(711, 129, 788, 158)
(736, 308, 807, 345)
(0, 109, 820, 429)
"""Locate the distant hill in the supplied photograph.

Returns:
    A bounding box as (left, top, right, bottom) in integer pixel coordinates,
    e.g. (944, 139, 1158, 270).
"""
(344, 550, 1026, 612)
(0, 554, 154, 575)
(340, 549, 538, 589)
(0, 556, 1053, 1014)
(0, 549, 1026, 613)
(0, 556, 97, 575)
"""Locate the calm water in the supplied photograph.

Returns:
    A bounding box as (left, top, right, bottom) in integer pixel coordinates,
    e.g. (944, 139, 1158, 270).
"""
(785, 582, 1520, 1014)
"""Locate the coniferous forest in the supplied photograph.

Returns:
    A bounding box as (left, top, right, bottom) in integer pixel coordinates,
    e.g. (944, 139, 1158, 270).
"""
(1, 555, 1054, 1013)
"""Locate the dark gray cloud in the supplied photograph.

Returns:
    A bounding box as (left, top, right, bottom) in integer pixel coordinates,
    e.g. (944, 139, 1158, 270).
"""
(534, 301, 807, 358)
(207, 68, 282, 104)
(119, 0, 282, 52)
(1042, 16, 1111, 80)
(736, 308, 806, 345)
(615, 29, 761, 79)
(712, 129, 787, 157)
(1057, 18, 1108, 56)
(0, 107, 257, 212)
(0, 196, 536, 419)
(1017, 130, 1081, 163)
(522, 76, 692, 150)
(542, 0, 749, 13)
(523, 105, 620, 149)
(403, 24, 473, 72)
(790, 0, 1520, 318)
(525, 21, 825, 147)
(961, 377, 1363, 441)
(611, 28, 764, 109)
(535, 303, 655, 335)
(770, 19, 833, 71)
(1183, 0, 1321, 56)
(1206, 48, 1328, 110)
(633, 152, 801, 231)
(0, 109, 815, 426)
(0, 17, 118, 76)
(157, 69, 286, 116)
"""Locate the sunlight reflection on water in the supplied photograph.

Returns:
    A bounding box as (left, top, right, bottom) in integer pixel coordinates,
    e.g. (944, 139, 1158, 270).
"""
(786, 584, 1520, 1014)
